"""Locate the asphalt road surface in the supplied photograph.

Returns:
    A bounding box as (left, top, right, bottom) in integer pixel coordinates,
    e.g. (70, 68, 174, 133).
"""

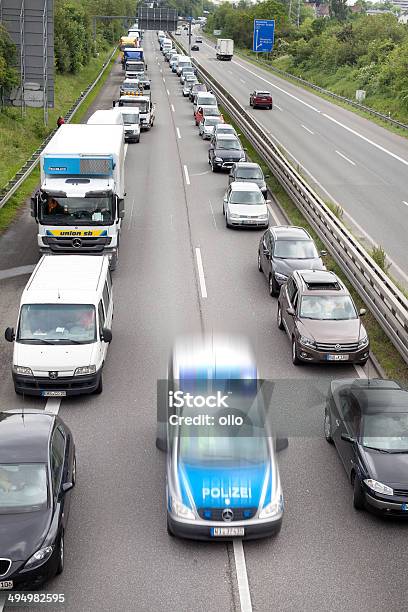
(0, 33, 407, 612)
(180, 30, 408, 287)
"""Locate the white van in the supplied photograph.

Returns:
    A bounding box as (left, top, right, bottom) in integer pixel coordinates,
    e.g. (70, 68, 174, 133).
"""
(176, 56, 192, 76)
(87, 110, 125, 140)
(115, 107, 140, 143)
(5, 255, 113, 397)
(193, 91, 217, 114)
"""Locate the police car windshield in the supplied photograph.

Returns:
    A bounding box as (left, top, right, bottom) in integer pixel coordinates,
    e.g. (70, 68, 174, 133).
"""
(0, 464, 48, 514)
(40, 195, 114, 225)
(179, 428, 268, 466)
(18, 304, 97, 344)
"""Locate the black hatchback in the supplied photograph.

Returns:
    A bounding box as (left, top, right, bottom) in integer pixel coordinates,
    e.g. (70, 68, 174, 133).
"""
(325, 378, 408, 517)
(208, 134, 246, 172)
(0, 410, 75, 590)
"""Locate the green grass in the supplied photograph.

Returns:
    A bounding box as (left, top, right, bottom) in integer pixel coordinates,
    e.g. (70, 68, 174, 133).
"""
(0, 46, 117, 234)
(220, 105, 408, 385)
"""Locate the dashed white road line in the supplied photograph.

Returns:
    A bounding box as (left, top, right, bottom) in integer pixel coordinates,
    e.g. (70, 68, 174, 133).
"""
(183, 164, 190, 185)
(233, 540, 253, 612)
(301, 124, 314, 135)
(335, 150, 356, 166)
(275, 104, 283, 111)
(167, 88, 170, 96)
(176, 127, 181, 139)
(171, 104, 175, 113)
(162, 77, 166, 83)
(208, 199, 217, 228)
(239, 78, 245, 84)
(46, 397, 62, 415)
(195, 248, 207, 298)
(403, 200, 408, 207)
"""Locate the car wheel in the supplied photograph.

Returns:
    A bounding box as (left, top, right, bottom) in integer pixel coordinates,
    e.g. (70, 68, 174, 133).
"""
(324, 408, 334, 443)
(257, 251, 262, 272)
(277, 304, 284, 330)
(269, 274, 279, 297)
(225, 215, 231, 228)
(292, 337, 301, 365)
(360, 359, 368, 366)
(93, 374, 103, 395)
(352, 474, 365, 510)
(56, 532, 64, 575)
(135, 137, 140, 143)
(211, 160, 217, 173)
(72, 454, 77, 485)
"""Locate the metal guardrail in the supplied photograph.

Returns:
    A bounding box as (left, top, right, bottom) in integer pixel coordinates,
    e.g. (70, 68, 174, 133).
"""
(170, 34, 408, 364)
(0, 46, 118, 211)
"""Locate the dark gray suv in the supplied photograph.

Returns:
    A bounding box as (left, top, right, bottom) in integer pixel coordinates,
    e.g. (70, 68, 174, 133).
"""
(229, 163, 268, 198)
(258, 226, 326, 296)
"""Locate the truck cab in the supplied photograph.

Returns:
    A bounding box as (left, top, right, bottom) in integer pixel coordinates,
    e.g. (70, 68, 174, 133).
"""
(115, 94, 155, 130)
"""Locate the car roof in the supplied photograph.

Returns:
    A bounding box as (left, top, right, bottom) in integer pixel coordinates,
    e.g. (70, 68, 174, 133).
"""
(216, 133, 238, 141)
(331, 379, 408, 414)
(255, 90, 271, 95)
(0, 411, 54, 463)
(269, 226, 311, 240)
(230, 182, 261, 191)
(234, 162, 260, 170)
(216, 123, 234, 130)
(295, 270, 345, 293)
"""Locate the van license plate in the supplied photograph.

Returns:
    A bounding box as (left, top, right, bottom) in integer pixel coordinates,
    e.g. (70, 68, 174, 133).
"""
(327, 354, 349, 361)
(0, 581, 13, 589)
(41, 391, 66, 397)
(211, 527, 245, 537)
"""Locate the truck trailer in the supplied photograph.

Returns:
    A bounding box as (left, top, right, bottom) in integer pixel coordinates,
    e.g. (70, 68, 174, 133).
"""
(31, 124, 126, 270)
(216, 39, 234, 61)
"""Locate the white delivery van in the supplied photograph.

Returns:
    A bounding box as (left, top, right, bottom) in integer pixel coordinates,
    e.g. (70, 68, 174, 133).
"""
(5, 255, 113, 397)
(115, 107, 140, 143)
(176, 56, 192, 76)
(193, 91, 217, 114)
(87, 109, 125, 131)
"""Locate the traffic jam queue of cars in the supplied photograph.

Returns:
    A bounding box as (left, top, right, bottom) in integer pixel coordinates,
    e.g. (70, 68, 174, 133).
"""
(0, 23, 154, 592)
(160, 33, 408, 537)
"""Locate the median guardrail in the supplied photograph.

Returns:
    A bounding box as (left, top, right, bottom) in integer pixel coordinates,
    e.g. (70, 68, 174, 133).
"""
(0, 46, 118, 211)
(171, 34, 408, 365)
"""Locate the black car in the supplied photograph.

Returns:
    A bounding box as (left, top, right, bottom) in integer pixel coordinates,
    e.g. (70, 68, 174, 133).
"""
(208, 134, 246, 172)
(325, 378, 408, 517)
(258, 226, 325, 296)
(191, 45, 199, 51)
(229, 162, 269, 198)
(0, 410, 75, 590)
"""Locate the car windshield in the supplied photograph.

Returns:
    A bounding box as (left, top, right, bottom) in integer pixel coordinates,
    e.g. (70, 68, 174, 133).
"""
(256, 92, 270, 97)
(299, 295, 357, 320)
(274, 239, 318, 259)
(119, 99, 148, 113)
(122, 82, 138, 89)
(197, 97, 216, 106)
(217, 139, 241, 150)
(230, 190, 264, 204)
(361, 412, 408, 451)
(123, 113, 140, 125)
(205, 117, 222, 126)
(217, 127, 235, 134)
(39, 194, 114, 225)
(182, 67, 194, 73)
(0, 464, 48, 514)
(204, 108, 220, 116)
(237, 167, 263, 179)
(18, 304, 96, 344)
(193, 85, 206, 92)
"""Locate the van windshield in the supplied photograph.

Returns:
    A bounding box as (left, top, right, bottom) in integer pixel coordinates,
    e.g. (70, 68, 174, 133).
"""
(18, 304, 97, 344)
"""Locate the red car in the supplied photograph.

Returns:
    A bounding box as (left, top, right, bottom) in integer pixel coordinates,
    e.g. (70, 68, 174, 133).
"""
(249, 90, 273, 109)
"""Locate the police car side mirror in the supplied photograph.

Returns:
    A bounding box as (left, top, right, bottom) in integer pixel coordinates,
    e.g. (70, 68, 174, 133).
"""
(101, 328, 112, 343)
(275, 436, 288, 452)
(5, 327, 15, 342)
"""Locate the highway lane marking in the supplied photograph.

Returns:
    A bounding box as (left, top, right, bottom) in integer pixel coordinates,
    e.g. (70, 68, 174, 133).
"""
(231, 59, 321, 114)
(323, 113, 408, 168)
(163, 77, 166, 83)
(209, 199, 217, 228)
(171, 104, 175, 112)
(275, 104, 283, 111)
(267, 203, 280, 225)
(301, 124, 314, 135)
(128, 197, 136, 229)
(167, 89, 170, 96)
(335, 150, 356, 166)
(233, 540, 253, 612)
(176, 127, 181, 139)
(0, 264, 35, 281)
(265, 131, 408, 286)
(240, 78, 245, 84)
(195, 247, 208, 298)
(183, 164, 191, 185)
(403, 201, 408, 207)
(46, 398, 61, 415)
(355, 365, 367, 379)
(124, 143, 128, 157)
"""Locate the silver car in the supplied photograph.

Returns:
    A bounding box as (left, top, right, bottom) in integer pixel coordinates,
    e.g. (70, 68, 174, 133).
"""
(199, 116, 223, 139)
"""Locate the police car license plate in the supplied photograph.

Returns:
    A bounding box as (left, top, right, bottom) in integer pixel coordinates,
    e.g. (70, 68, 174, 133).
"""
(211, 527, 245, 537)
(0, 581, 13, 589)
(41, 390, 66, 397)
(327, 354, 349, 361)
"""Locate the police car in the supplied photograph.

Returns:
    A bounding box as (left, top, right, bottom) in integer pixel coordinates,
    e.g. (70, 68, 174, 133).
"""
(158, 336, 285, 540)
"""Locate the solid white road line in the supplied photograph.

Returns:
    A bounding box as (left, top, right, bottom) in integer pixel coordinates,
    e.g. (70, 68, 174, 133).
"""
(354, 365, 367, 379)
(301, 124, 314, 135)
(233, 540, 253, 612)
(267, 203, 281, 225)
(124, 143, 128, 157)
(324, 113, 408, 168)
(171, 104, 175, 112)
(335, 150, 356, 166)
(128, 197, 136, 229)
(176, 127, 181, 139)
(183, 165, 190, 185)
(46, 398, 61, 415)
(195, 248, 208, 298)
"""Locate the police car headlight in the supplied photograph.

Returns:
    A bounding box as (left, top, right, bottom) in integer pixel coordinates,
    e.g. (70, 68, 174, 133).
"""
(171, 498, 195, 520)
(74, 365, 96, 376)
(259, 497, 284, 519)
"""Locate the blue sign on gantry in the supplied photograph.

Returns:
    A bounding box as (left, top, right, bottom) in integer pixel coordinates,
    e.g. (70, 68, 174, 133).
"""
(252, 19, 275, 53)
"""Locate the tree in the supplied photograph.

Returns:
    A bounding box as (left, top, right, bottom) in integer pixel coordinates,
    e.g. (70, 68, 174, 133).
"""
(329, 0, 349, 21)
(0, 24, 18, 92)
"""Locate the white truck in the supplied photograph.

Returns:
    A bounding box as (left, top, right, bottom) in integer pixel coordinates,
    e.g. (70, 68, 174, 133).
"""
(216, 38, 234, 61)
(114, 94, 155, 130)
(31, 124, 125, 270)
